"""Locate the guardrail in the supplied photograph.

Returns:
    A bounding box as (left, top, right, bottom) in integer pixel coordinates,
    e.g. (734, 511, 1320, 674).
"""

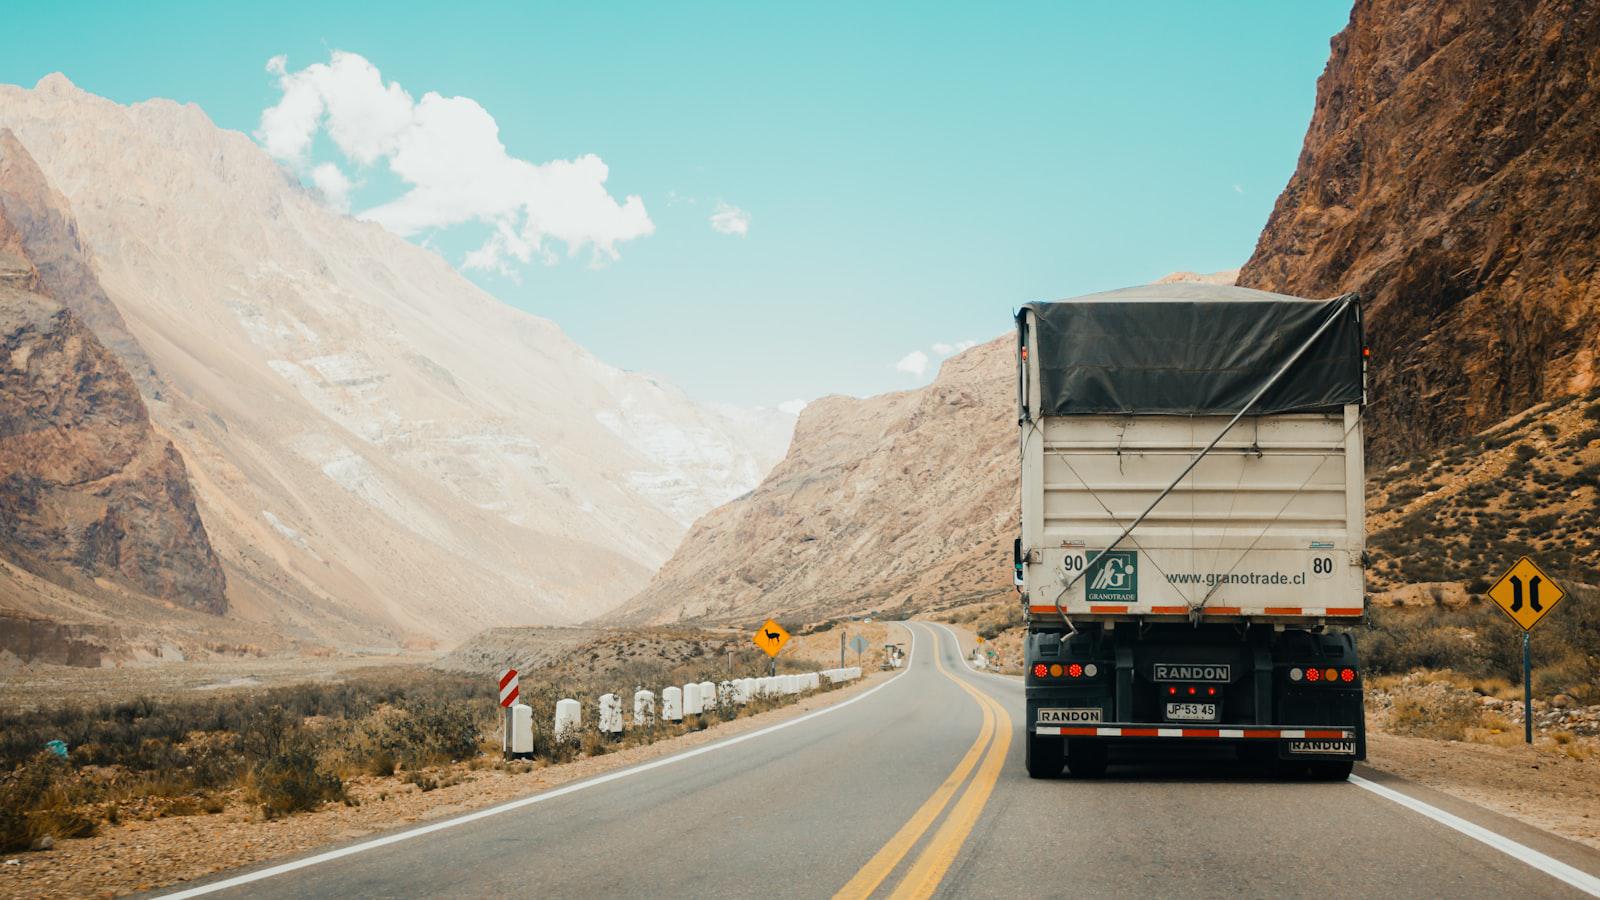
(506, 668, 869, 748)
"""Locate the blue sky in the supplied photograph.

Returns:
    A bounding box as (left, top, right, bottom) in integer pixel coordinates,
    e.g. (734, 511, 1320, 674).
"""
(3, 1, 1352, 409)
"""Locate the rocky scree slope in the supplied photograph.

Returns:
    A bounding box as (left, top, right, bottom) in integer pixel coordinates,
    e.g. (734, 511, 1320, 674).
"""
(1238, 0, 1600, 463)
(613, 337, 1019, 625)
(0, 76, 791, 647)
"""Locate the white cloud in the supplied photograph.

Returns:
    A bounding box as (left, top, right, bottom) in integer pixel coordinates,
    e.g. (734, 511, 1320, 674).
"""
(310, 162, 353, 212)
(258, 51, 653, 271)
(777, 398, 807, 416)
(709, 201, 750, 237)
(894, 350, 930, 378)
(1232, 184, 1244, 194)
(931, 340, 977, 357)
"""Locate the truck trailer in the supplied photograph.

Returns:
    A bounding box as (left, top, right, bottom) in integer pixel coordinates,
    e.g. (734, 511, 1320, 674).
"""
(1015, 283, 1367, 780)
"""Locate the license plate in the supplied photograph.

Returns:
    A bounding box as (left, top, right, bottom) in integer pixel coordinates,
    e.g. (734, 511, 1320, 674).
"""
(1037, 707, 1102, 725)
(1165, 702, 1217, 721)
(1287, 739, 1356, 755)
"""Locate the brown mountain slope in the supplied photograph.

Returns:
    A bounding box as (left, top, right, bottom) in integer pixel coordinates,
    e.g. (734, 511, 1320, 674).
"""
(1238, 0, 1600, 463)
(611, 338, 1019, 625)
(0, 222, 225, 613)
(0, 76, 792, 648)
(1364, 388, 1600, 601)
(0, 129, 158, 390)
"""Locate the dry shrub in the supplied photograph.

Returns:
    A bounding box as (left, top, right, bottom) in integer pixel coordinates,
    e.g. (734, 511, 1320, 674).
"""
(1386, 677, 1484, 741)
(0, 754, 97, 851)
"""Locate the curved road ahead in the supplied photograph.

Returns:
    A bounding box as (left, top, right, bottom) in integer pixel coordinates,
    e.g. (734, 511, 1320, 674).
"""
(165, 622, 1600, 899)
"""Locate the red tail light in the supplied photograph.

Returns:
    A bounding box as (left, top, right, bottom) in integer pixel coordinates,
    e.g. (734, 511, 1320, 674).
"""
(1341, 668, 1356, 683)
(1068, 663, 1083, 678)
(1206, 687, 1217, 696)
(1168, 686, 1177, 696)
(1033, 663, 1048, 678)
(1306, 667, 1321, 682)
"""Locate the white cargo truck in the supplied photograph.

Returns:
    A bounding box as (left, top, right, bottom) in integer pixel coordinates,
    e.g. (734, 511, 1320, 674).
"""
(1015, 283, 1367, 780)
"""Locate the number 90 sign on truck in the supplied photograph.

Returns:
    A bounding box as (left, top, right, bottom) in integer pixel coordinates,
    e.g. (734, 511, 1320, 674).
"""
(1014, 283, 1367, 780)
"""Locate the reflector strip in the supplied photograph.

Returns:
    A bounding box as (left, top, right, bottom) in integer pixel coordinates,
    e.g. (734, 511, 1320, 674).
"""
(1088, 605, 1128, 614)
(1326, 608, 1363, 616)
(1036, 726, 1354, 740)
(1150, 606, 1187, 614)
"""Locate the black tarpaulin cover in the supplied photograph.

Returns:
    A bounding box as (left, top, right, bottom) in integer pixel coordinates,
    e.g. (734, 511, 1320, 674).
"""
(1020, 283, 1363, 416)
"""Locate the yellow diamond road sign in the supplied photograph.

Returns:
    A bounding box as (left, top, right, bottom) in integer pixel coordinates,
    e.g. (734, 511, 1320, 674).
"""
(1486, 556, 1565, 632)
(752, 619, 790, 657)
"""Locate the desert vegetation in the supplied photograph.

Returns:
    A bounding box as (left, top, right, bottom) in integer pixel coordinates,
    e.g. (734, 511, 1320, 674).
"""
(1366, 390, 1600, 592)
(0, 647, 828, 853)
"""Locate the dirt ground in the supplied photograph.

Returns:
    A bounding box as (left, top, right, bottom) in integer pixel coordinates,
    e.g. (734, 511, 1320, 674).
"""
(0, 652, 440, 712)
(0, 667, 898, 899)
(784, 621, 906, 670)
(1366, 729, 1600, 850)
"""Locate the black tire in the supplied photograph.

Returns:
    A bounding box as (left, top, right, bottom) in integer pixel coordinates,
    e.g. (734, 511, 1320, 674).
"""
(1307, 760, 1353, 781)
(1066, 740, 1108, 778)
(1026, 733, 1064, 779)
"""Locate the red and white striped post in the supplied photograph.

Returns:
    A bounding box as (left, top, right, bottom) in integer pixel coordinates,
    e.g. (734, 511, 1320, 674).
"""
(498, 668, 519, 757)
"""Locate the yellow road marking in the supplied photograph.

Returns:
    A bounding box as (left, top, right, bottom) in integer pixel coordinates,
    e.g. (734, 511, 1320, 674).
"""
(832, 692, 993, 899)
(833, 625, 1013, 900)
(888, 645, 1012, 900)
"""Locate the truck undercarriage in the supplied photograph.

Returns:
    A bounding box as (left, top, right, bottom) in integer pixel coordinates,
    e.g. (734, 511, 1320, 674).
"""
(1022, 622, 1364, 779)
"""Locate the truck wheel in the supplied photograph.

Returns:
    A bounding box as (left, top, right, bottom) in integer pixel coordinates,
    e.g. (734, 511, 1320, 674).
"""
(1026, 733, 1064, 779)
(1307, 760, 1353, 781)
(1066, 741, 1108, 778)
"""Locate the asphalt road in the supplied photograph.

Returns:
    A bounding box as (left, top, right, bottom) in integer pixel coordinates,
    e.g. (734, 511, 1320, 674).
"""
(166, 622, 1600, 899)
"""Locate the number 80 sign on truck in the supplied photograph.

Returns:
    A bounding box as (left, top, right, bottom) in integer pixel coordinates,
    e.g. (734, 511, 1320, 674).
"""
(1014, 283, 1367, 780)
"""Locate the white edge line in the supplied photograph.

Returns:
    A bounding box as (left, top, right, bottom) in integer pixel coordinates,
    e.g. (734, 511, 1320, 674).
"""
(1351, 774, 1600, 897)
(929, 621, 1021, 686)
(157, 625, 920, 899)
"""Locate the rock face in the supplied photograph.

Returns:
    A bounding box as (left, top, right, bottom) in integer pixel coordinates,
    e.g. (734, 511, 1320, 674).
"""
(1238, 0, 1600, 462)
(0, 140, 227, 615)
(0, 76, 792, 646)
(614, 338, 1018, 625)
(0, 129, 158, 389)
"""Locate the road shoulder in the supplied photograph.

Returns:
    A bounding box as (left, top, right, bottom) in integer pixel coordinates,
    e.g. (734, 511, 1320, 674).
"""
(0, 658, 904, 900)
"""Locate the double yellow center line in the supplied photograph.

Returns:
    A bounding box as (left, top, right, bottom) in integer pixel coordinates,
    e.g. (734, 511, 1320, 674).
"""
(833, 626, 1012, 900)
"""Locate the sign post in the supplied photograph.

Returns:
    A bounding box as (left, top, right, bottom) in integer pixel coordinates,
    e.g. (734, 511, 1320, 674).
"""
(849, 634, 870, 666)
(839, 630, 846, 669)
(497, 668, 520, 757)
(752, 619, 791, 676)
(1485, 556, 1566, 744)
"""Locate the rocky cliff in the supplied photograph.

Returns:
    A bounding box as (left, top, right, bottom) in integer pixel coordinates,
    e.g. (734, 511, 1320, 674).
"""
(1238, 0, 1600, 462)
(0, 154, 227, 616)
(613, 338, 1018, 625)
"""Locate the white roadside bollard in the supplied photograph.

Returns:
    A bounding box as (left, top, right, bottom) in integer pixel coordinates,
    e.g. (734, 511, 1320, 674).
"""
(807, 672, 820, 691)
(701, 681, 718, 712)
(634, 689, 656, 727)
(554, 698, 582, 740)
(683, 682, 702, 716)
(507, 702, 534, 758)
(734, 678, 752, 705)
(599, 692, 623, 735)
(662, 686, 683, 722)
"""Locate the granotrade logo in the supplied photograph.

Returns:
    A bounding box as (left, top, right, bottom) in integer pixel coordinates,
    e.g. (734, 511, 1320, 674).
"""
(1086, 550, 1137, 602)
(1152, 663, 1231, 682)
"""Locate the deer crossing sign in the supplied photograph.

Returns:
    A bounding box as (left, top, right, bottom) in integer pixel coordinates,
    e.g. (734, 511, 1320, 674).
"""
(752, 619, 791, 657)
